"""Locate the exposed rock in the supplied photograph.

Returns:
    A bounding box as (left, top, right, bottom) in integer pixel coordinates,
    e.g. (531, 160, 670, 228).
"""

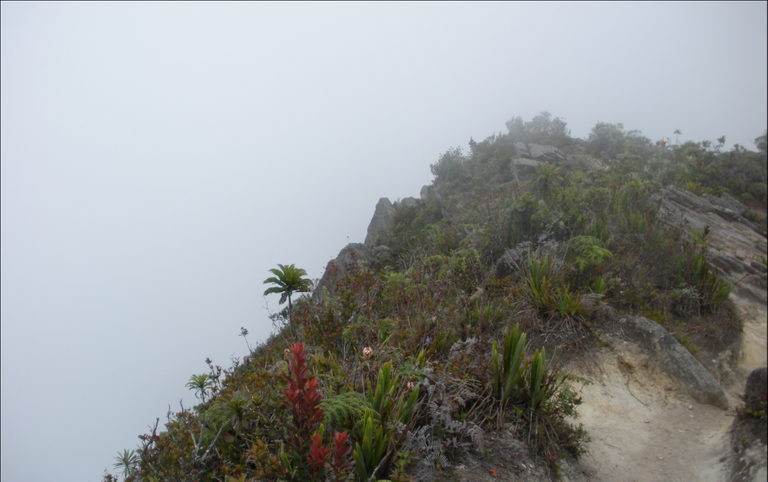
(364, 197, 423, 246)
(726, 445, 767, 482)
(703, 192, 749, 215)
(312, 243, 373, 302)
(751, 260, 768, 274)
(364, 198, 398, 246)
(393, 196, 418, 210)
(420, 185, 443, 202)
(513, 142, 568, 164)
(651, 187, 768, 304)
(618, 315, 729, 409)
(510, 157, 543, 177)
(653, 186, 765, 236)
(744, 366, 768, 414)
(725, 366, 768, 482)
(506, 143, 571, 185)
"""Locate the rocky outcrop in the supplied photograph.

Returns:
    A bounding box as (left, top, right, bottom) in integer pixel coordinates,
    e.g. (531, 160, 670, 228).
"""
(364, 198, 398, 246)
(653, 186, 765, 235)
(312, 243, 373, 302)
(725, 366, 768, 482)
(652, 186, 767, 304)
(420, 185, 441, 201)
(744, 366, 768, 415)
(393, 196, 418, 210)
(647, 187, 768, 481)
(513, 142, 568, 164)
(507, 143, 576, 183)
(364, 197, 423, 247)
(618, 315, 729, 409)
(508, 158, 543, 182)
(703, 191, 750, 216)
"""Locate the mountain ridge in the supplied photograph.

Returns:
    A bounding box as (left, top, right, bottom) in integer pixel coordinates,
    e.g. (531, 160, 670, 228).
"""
(106, 113, 767, 482)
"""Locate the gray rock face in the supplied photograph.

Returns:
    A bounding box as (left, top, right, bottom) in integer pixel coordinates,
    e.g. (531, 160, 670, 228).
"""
(703, 192, 749, 215)
(653, 186, 764, 234)
(312, 243, 373, 302)
(725, 366, 768, 482)
(420, 185, 443, 201)
(364, 196, 423, 246)
(509, 157, 543, 178)
(744, 366, 767, 414)
(652, 186, 767, 304)
(364, 198, 398, 246)
(393, 196, 418, 210)
(513, 142, 568, 164)
(619, 315, 729, 409)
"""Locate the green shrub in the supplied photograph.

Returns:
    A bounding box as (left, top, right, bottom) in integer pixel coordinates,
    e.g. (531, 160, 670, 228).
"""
(352, 409, 390, 482)
(524, 253, 560, 316)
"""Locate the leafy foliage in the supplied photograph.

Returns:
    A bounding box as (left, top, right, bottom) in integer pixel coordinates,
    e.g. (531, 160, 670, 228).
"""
(352, 409, 390, 482)
(264, 264, 312, 327)
(506, 111, 572, 148)
(280, 342, 325, 480)
(108, 113, 761, 482)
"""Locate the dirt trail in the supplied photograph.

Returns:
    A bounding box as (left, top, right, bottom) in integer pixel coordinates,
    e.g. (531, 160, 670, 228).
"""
(563, 291, 766, 482)
(733, 292, 768, 374)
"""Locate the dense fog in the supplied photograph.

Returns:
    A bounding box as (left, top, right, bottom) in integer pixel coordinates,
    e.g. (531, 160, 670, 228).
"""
(1, 3, 766, 481)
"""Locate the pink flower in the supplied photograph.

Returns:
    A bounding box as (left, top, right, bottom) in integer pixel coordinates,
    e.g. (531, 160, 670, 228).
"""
(363, 347, 373, 357)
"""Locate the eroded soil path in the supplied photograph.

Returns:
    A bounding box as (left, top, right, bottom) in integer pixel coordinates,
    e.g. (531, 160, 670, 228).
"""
(564, 291, 766, 482)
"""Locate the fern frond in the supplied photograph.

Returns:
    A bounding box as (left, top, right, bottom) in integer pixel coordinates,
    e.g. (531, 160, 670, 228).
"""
(319, 391, 371, 432)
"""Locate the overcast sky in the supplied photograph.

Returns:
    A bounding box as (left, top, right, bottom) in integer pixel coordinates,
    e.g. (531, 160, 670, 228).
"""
(1, 3, 766, 481)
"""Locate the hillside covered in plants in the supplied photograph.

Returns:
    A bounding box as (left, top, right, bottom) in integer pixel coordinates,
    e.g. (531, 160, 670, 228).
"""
(106, 114, 768, 482)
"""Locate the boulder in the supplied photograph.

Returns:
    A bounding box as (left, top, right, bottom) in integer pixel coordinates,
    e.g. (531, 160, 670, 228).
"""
(364, 198, 397, 246)
(618, 315, 729, 409)
(744, 366, 767, 414)
(725, 366, 768, 481)
(312, 243, 373, 302)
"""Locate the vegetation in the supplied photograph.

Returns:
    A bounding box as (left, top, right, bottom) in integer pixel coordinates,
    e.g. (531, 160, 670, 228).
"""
(105, 114, 765, 481)
(264, 264, 312, 328)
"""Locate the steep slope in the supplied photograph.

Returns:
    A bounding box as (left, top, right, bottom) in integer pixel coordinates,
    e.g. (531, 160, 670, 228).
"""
(108, 116, 767, 482)
(562, 187, 767, 482)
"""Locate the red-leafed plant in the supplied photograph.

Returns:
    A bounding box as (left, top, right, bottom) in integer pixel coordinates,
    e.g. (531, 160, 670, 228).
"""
(330, 430, 354, 481)
(282, 342, 324, 479)
(282, 343, 353, 481)
(308, 433, 331, 478)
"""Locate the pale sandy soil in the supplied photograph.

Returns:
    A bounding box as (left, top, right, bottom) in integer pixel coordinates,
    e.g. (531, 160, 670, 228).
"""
(563, 291, 766, 482)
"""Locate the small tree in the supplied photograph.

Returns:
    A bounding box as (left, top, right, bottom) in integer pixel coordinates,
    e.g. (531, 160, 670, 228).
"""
(755, 130, 767, 155)
(264, 264, 312, 327)
(113, 449, 139, 480)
